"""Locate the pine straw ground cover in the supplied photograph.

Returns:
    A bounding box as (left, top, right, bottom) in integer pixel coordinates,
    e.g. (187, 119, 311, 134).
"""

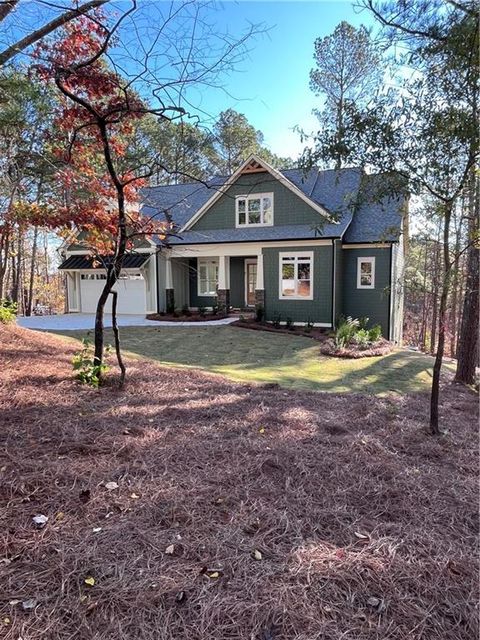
(0, 325, 478, 640)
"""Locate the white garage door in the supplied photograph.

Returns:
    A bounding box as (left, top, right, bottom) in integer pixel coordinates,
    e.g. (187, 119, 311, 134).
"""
(79, 273, 146, 314)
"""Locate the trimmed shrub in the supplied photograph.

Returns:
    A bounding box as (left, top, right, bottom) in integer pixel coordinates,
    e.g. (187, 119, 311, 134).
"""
(369, 324, 382, 343)
(255, 304, 265, 323)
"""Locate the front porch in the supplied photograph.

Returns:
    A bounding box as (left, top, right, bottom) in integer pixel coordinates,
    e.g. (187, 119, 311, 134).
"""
(160, 251, 265, 313)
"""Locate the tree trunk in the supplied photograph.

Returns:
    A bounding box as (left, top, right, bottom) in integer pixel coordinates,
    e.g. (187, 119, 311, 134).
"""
(455, 172, 479, 385)
(111, 289, 126, 386)
(26, 225, 39, 316)
(449, 218, 462, 357)
(430, 200, 453, 435)
(10, 232, 23, 306)
(92, 120, 128, 383)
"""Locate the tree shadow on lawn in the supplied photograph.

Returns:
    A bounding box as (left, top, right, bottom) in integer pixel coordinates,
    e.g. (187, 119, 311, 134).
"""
(51, 326, 437, 396)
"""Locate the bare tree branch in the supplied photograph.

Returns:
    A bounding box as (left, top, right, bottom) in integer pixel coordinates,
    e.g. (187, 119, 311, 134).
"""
(0, 0, 109, 67)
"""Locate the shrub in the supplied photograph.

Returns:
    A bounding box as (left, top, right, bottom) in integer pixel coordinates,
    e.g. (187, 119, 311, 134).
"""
(351, 328, 370, 349)
(286, 317, 295, 331)
(358, 316, 370, 330)
(72, 339, 110, 387)
(272, 312, 281, 329)
(255, 303, 264, 323)
(211, 304, 218, 316)
(369, 324, 382, 343)
(198, 305, 206, 317)
(0, 299, 17, 324)
(181, 304, 191, 316)
(334, 316, 359, 348)
(304, 319, 314, 333)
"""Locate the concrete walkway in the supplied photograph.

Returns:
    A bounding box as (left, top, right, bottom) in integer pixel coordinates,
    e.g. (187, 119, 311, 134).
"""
(18, 314, 239, 331)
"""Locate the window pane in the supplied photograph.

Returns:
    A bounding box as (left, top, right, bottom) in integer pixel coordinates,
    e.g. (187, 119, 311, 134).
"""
(297, 280, 311, 297)
(238, 199, 246, 225)
(281, 263, 295, 296)
(297, 262, 310, 280)
(262, 196, 272, 224)
(360, 262, 372, 286)
(248, 198, 261, 224)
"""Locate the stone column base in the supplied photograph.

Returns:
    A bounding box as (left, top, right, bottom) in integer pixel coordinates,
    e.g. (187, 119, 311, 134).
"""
(217, 289, 230, 312)
(254, 289, 265, 307)
(254, 289, 265, 321)
(166, 288, 175, 313)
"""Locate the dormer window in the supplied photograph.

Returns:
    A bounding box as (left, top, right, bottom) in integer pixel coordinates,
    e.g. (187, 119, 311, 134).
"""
(236, 193, 274, 227)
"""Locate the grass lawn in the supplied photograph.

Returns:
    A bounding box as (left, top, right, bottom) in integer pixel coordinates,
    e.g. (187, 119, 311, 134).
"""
(55, 325, 439, 395)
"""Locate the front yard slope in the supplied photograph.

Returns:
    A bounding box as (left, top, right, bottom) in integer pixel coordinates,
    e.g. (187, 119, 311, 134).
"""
(1, 324, 478, 640)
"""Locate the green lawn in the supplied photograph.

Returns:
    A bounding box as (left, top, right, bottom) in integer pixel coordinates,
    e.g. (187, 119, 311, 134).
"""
(52, 325, 440, 395)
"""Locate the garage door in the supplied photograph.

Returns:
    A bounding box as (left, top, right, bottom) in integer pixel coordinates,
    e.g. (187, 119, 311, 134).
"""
(79, 273, 146, 314)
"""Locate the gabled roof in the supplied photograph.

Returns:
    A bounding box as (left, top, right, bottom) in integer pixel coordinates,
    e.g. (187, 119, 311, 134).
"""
(142, 158, 403, 244)
(179, 155, 333, 231)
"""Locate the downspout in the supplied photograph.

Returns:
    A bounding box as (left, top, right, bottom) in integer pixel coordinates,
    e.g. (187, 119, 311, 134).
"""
(388, 244, 393, 341)
(331, 239, 336, 328)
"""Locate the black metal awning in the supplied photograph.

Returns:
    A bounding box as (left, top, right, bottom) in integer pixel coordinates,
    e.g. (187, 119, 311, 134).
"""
(58, 254, 151, 270)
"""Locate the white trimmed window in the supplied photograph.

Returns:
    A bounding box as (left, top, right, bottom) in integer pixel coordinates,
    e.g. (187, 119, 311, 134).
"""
(198, 259, 218, 296)
(279, 252, 313, 300)
(357, 257, 375, 289)
(81, 273, 107, 280)
(236, 193, 273, 227)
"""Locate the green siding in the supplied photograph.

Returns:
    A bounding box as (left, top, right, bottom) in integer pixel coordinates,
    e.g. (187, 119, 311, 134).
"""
(341, 247, 391, 337)
(230, 257, 247, 308)
(191, 172, 326, 231)
(172, 259, 189, 309)
(263, 244, 333, 324)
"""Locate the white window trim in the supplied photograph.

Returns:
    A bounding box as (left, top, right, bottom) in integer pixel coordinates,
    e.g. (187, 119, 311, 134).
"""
(197, 258, 218, 297)
(357, 257, 376, 289)
(278, 251, 314, 301)
(235, 193, 274, 228)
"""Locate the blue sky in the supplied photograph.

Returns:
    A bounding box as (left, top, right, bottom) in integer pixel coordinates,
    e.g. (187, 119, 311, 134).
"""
(4, 0, 374, 159)
(183, 1, 375, 159)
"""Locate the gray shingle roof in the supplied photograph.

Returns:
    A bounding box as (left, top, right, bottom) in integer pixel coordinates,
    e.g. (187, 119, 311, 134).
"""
(141, 167, 403, 245)
(343, 174, 404, 243)
(59, 254, 150, 270)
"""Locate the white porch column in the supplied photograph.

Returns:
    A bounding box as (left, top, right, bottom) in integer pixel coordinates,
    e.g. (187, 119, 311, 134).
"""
(217, 255, 230, 311)
(165, 255, 173, 289)
(218, 255, 230, 289)
(256, 253, 264, 289)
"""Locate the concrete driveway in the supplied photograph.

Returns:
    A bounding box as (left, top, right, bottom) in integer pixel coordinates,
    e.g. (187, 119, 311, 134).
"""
(18, 314, 238, 331)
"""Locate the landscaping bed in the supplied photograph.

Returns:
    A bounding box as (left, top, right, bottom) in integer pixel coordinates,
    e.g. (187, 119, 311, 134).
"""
(146, 311, 228, 322)
(321, 337, 394, 358)
(231, 317, 329, 341)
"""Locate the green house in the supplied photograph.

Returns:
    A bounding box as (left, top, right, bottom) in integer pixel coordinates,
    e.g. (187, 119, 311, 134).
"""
(60, 155, 406, 342)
